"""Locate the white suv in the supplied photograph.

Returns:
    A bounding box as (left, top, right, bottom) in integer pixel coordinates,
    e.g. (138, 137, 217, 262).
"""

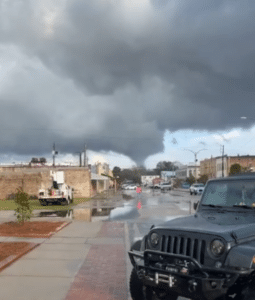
(190, 183, 205, 195)
(160, 182, 172, 191)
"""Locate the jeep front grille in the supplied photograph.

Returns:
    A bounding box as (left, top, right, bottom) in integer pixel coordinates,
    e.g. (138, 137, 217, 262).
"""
(160, 235, 206, 265)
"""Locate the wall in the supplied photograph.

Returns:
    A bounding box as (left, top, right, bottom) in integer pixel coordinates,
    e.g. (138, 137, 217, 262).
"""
(228, 156, 255, 174)
(0, 170, 51, 199)
(216, 157, 228, 178)
(187, 166, 200, 179)
(96, 163, 109, 175)
(200, 155, 255, 178)
(200, 158, 216, 178)
(0, 167, 91, 199)
(63, 168, 91, 198)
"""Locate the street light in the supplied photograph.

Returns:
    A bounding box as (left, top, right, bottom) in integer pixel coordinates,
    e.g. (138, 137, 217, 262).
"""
(184, 148, 207, 182)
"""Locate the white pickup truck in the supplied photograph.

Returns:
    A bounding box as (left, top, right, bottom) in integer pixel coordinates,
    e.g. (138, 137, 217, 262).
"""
(38, 171, 73, 206)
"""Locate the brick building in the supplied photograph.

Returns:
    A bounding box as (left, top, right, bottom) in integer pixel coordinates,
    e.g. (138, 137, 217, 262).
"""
(0, 166, 91, 199)
(228, 155, 255, 172)
(200, 155, 255, 178)
(200, 157, 217, 179)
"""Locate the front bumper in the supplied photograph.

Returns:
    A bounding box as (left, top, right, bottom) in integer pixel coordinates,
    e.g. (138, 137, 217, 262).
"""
(129, 249, 242, 300)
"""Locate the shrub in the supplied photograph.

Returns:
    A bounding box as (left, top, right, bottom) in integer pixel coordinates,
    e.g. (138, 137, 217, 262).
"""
(197, 174, 209, 185)
(14, 187, 33, 224)
(172, 178, 183, 188)
(186, 174, 196, 186)
(229, 163, 242, 176)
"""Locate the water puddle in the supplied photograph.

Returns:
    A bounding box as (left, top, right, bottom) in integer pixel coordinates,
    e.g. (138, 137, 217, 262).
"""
(122, 193, 134, 200)
(38, 210, 72, 218)
(109, 203, 140, 220)
(92, 207, 115, 216)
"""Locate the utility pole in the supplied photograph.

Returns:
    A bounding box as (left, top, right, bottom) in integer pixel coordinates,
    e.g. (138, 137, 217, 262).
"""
(53, 143, 55, 167)
(84, 144, 87, 167)
(52, 143, 58, 167)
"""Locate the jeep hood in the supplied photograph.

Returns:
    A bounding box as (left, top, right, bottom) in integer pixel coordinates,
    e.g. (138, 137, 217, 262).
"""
(156, 211, 255, 242)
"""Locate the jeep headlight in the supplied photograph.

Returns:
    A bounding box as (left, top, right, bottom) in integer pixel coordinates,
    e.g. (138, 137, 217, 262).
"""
(150, 233, 160, 247)
(211, 240, 225, 256)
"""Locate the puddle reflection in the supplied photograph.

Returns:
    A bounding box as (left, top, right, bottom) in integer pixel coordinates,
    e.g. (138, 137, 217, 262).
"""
(109, 203, 140, 220)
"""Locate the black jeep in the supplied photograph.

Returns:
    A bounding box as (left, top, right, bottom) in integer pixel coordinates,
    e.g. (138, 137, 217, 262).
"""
(128, 175, 255, 300)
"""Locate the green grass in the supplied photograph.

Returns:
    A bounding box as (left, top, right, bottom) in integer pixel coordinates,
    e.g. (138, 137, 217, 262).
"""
(0, 197, 91, 211)
(0, 200, 17, 210)
(72, 198, 91, 206)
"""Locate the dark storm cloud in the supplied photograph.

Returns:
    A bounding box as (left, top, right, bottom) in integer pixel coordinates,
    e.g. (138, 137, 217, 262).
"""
(0, 0, 255, 164)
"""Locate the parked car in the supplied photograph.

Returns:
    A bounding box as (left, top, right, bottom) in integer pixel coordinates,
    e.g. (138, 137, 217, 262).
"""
(189, 183, 205, 195)
(128, 174, 255, 300)
(160, 182, 172, 191)
(182, 182, 190, 189)
(125, 185, 137, 190)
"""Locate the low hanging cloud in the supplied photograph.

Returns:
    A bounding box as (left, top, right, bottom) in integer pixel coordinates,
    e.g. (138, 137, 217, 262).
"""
(0, 0, 255, 164)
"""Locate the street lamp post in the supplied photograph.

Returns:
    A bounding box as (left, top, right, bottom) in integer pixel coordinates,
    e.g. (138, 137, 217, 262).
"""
(184, 149, 207, 182)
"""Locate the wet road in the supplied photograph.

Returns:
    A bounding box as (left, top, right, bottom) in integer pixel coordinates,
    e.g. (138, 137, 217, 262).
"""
(111, 188, 201, 245)
(110, 188, 202, 300)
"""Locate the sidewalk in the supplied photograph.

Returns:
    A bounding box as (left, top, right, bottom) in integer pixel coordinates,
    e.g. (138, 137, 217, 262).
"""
(0, 220, 130, 300)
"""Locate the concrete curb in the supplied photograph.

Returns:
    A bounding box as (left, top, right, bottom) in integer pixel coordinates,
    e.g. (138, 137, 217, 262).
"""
(0, 242, 40, 272)
(47, 221, 71, 238)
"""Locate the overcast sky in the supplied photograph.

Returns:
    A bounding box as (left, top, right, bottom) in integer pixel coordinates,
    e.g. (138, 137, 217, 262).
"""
(0, 0, 255, 169)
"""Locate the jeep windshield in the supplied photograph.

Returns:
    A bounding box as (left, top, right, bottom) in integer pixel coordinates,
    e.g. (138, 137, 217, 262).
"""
(201, 179, 255, 208)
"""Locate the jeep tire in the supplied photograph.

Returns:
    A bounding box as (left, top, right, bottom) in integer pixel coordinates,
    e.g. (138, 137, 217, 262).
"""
(61, 198, 68, 206)
(241, 285, 255, 300)
(129, 268, 144, 300)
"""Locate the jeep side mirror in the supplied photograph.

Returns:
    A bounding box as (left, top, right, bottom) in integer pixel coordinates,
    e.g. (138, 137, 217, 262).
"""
(194, 202, 199, 210)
